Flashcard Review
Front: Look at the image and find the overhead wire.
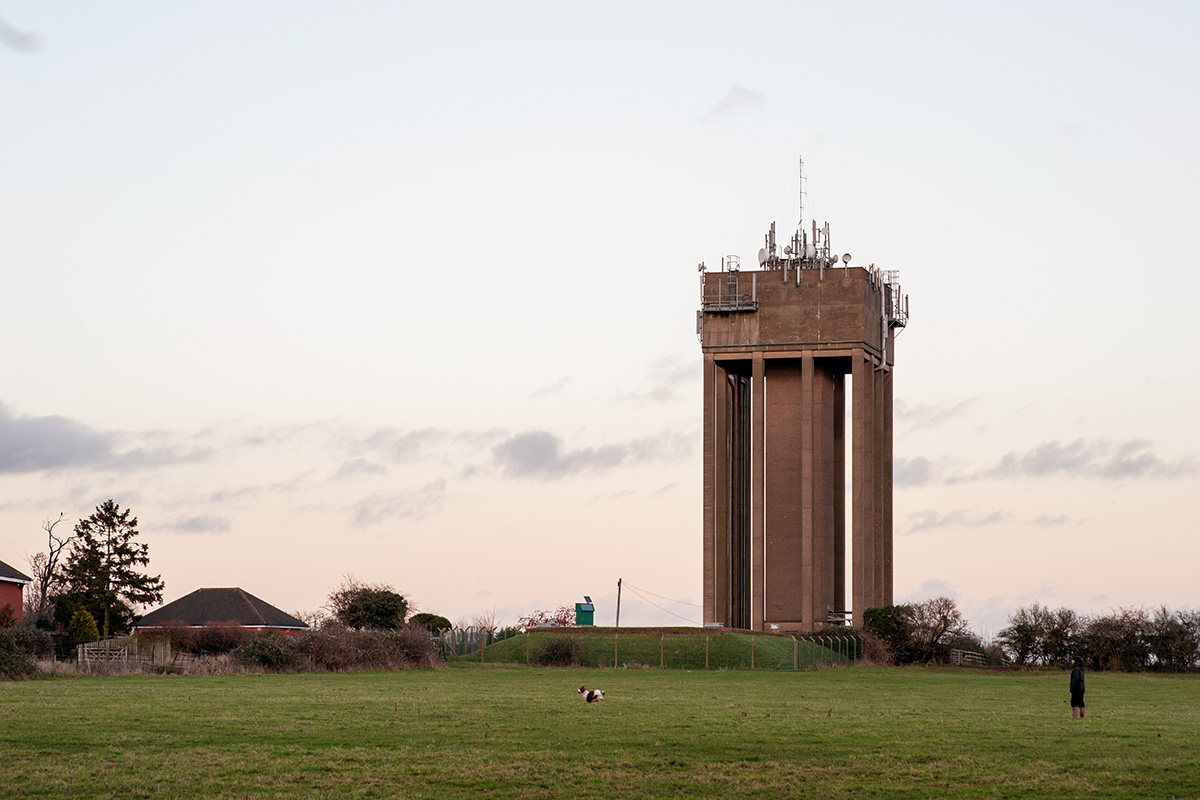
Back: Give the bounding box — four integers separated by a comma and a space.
623, 585, 698, 625
621, 581, 701, 607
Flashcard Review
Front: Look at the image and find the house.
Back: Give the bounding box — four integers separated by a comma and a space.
134, 587, 309, 633
0, 559, 33, 625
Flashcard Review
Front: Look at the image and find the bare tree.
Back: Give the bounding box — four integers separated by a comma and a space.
24, 513, 74, 622
470, 608, 502, 635
516, 605, 576, 632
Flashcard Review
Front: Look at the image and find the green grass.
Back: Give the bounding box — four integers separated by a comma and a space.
463, 628, 858, 669
2, 665, 1199, 799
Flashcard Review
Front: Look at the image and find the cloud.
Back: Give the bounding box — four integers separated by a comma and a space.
0, 403, 215, 475
333, 458, 388, 480
531, 377, 571, 399
162, 515, 232, 534
894, 456, 934, 487
0, 404, 115, 473
1030, 514, 1073, 527
700, 86, 765, 122
492, 431, 624, 479
352, 479, 447, 525
895, 397, 976, 432
956, 438, 1197, 482
0, 14, 38, 53
1014, 585, 1064, 605
902, 508, 1011, 535
491, 430, 694, 480
901, 578, 958, 602
616, 358, 697, 405
358, 428, 448, 464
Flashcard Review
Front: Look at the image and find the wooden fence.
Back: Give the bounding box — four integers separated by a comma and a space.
950, 648, 986, 666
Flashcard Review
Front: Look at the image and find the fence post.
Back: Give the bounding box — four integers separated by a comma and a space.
525, 631, 530, 666
705, 635, 709, 670
751, 635, 755, 670
613, 634, 618, 669
660, 635, 664, 669
792, 636, 798, 670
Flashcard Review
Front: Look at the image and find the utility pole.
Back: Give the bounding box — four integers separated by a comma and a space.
615, 578, 622, 629
614, 578, 622, 669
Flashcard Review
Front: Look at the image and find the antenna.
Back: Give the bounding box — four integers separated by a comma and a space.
797, 156, 805, 230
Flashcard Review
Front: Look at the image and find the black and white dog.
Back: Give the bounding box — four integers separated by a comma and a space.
577, 685, 605, 703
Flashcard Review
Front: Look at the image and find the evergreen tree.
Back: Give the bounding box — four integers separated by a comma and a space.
58, 500, 164, 640
68, 609, 100, 647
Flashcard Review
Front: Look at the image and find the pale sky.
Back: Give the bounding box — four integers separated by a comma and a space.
3, 2, 1198, 636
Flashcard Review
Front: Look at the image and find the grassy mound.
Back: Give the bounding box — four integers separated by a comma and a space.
459, 628, 858, 670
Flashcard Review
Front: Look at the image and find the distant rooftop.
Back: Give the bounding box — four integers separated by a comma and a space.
0, 559, 32, 584
136, 587, 308, 629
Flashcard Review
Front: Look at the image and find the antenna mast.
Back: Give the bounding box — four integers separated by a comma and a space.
797, 156, 805, 230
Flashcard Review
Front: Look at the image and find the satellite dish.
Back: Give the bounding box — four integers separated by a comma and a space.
842, 253, 852, 264
757, 247, 768, 266
784, 245, 793, 256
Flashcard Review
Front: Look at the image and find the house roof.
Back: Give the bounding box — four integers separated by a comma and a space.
136, 587, 309, 629
0, 559, 32, 585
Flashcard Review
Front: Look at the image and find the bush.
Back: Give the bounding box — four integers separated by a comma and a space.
410, 613, 452, 632
294, 624, 442, 672
533, 635, 580, 667
1079, 608, 1151, 672
393, 624, 442, 668
327, 578, 408, 630
194, 622, 253, 655
0, 632, 38, 680
857, 631, 893, 665
4, 625, 55, 659
68, 609, 100, 648
862, 605, 913, 664
233, 635, 299, 671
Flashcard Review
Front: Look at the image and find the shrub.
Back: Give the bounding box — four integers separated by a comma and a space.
410, 613, 452, 632
194, 621, 252, 655
1079, 608, 1151, 672
862, 605, 913, 664
327, 577, 408, 630
0, 632, 38, 680
533, 635, 580, 667
294, 624, 442, 672
233, 635, 299, 671
68, 609, 100, 648
858, 631, 893, 665
1148, 607, 1200, 672
393, 624, 441, 668
4, 625, 55, 659
517, 606, 576, 632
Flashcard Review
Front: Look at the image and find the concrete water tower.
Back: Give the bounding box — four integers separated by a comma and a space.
697, 218, 908, 633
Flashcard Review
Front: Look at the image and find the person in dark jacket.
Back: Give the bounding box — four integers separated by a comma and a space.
1069, 657, 1086, 718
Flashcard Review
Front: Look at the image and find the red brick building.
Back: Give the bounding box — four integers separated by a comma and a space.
0, 559, 33, 625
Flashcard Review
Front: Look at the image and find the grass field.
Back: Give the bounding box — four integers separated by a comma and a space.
2, 664, 1199, 799
460, 628, 859, 669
